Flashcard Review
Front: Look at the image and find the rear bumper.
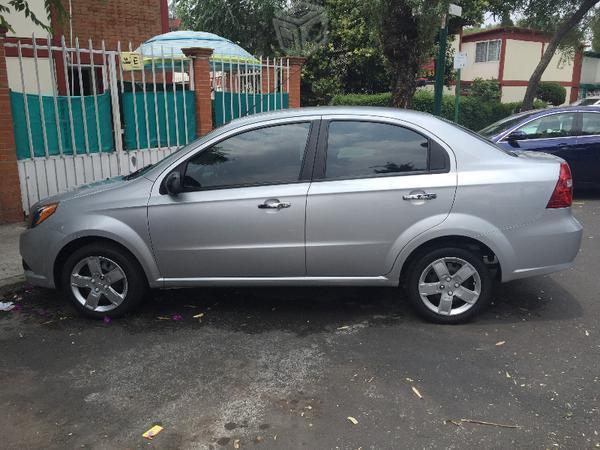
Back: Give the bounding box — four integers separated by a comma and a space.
502, 209, 582, 282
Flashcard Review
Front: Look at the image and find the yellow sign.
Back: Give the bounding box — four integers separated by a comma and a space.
120, 52, 144, 71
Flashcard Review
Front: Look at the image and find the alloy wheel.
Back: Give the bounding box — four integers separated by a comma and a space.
70, 256, 128, 313
418, 257, 481, 316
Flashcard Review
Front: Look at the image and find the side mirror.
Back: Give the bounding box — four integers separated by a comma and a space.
506, 130, 526, 147
164, 171, 182, 196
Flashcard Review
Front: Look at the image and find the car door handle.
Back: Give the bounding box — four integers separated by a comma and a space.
403, 192, 437, 201
258, 199, 291, 209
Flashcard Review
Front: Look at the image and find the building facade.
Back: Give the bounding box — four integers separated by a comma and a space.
455, 27, 582, 104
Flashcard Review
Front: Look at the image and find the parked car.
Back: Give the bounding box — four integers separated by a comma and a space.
20, 107, 582, 324
480, 105, 600, 187
571, 96, 600, 106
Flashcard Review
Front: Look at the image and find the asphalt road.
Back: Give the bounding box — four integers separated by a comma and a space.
1, 196, 599, 450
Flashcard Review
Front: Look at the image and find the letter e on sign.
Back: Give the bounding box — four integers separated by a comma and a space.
120, 52, 144, 71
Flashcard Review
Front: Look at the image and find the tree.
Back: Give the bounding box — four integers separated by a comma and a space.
371, 0, 488, 108
175, 0, 285, 56
0, 0, 65, 33
590, 14, 600, 52
301, 0, 390, 105
518, 0, 599, 111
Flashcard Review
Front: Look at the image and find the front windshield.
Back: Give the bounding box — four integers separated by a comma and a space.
478, 111, 537, 138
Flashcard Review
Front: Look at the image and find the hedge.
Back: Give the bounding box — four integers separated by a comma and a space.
330, 91, 546, 131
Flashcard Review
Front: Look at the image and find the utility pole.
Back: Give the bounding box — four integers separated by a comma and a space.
433, 4, 462, 116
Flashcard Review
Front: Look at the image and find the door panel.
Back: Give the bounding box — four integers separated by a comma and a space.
148, 183, 309, 278
306, 119, 456, 277
147, 120, 316, 279
573, 112, 600, 184
306, 174, 456, 276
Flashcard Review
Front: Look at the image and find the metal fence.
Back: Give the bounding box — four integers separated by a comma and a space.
5, 35, 195, 212
211, 56, 290, 127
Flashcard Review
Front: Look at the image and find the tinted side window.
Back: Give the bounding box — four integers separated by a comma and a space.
325, 121, 429, 179
184, 122, 311, 189
516, 113, 576, 139
581, 112, 600, 135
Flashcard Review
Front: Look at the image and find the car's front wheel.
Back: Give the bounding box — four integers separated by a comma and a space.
61, 243, 147, 318
406, 247, 493, 324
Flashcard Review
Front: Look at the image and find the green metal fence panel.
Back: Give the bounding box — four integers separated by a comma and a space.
121, 90, 196, 150
213, 92, 289, 127
10, 91, 114, 160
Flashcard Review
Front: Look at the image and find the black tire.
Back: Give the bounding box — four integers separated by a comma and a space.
406, 246, 493, 324
61, 242, 147, 318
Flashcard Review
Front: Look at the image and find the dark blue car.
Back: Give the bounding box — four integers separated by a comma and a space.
479, 106, 600, 188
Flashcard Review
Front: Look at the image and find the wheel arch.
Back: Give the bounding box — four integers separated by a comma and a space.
53, 236, 151, 290
398, 235, 502, 287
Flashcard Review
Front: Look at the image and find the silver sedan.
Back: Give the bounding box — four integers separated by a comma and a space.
20, 107, 583, 323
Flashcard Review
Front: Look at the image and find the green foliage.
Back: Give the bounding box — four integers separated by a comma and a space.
330, 90, 546, 131
0, 0, 66, 32
176, 0, 285, 56
536, 81, 566, 105
301, 0, 390, 106
469, 78, 501, 101
590, 15, 600, 52
331, 92, 392, 107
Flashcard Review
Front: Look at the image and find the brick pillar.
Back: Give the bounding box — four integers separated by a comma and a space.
0, 29, 24, 223
182, 47, 214, 136
287, 56, 305, 108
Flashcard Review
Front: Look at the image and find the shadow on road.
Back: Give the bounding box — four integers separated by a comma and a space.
4, 274, 583, 334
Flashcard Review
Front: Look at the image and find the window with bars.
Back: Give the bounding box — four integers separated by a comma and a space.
475, 40, 501, 63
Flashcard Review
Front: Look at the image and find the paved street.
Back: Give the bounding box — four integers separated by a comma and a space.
1, 196, 599, 450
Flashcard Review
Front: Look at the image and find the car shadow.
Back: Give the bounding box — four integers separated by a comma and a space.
3, 274, 584, 334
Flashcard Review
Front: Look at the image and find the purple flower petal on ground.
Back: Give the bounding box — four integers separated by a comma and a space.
172, 314, 183, 321
103, 316, 111, 324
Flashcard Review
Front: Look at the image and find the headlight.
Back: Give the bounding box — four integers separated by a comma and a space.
29, 202, 59, 228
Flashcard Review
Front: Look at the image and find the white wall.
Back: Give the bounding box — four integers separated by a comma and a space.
581, 56, 600, 84
503, 40, 542, 81
459, 40, 499, 81
6, 57, 54, 95
4, 0, 49, 38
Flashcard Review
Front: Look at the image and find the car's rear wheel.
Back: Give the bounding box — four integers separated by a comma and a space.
406, 247, 492, 324
61, 243, 147, 318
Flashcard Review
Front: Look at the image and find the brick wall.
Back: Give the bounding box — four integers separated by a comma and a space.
52, 0, 168, 50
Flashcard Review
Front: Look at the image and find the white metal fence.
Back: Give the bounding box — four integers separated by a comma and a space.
5, 34, 195, 212
210, 56, 290, 126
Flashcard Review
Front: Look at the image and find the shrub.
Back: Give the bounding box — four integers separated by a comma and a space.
536, 82, 566, 106
329, 90, 546, 131
469, 78, 501, 101
330, 92, 391, 107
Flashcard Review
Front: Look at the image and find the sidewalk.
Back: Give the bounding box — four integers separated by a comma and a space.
0, 222, 26, 287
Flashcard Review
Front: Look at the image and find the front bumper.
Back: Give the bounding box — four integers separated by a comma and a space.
19, 225, 65, 289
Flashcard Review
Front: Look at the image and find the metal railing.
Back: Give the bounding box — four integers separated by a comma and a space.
5, 34, 195, 212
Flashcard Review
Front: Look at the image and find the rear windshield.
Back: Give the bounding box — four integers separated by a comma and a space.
437, 117, 518, 157
478, 111, 537, 138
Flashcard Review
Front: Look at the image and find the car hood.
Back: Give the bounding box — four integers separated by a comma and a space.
31, 176, 127, 210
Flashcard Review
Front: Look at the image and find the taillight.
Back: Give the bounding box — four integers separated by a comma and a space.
546, 162, 573, 208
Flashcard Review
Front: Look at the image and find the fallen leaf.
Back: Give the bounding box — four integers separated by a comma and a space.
193, 313, 204, 319
142, 425, 163, 440
412, 386, 423, 399
505, 371, 511, 378
157, 316, 170, 320
347, 416, 358, 425
455, 418, 520, 429
337, 325, 350, 330
495, 341, 505, 346
233, 438, 240, 448
585, 330, 590, 336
